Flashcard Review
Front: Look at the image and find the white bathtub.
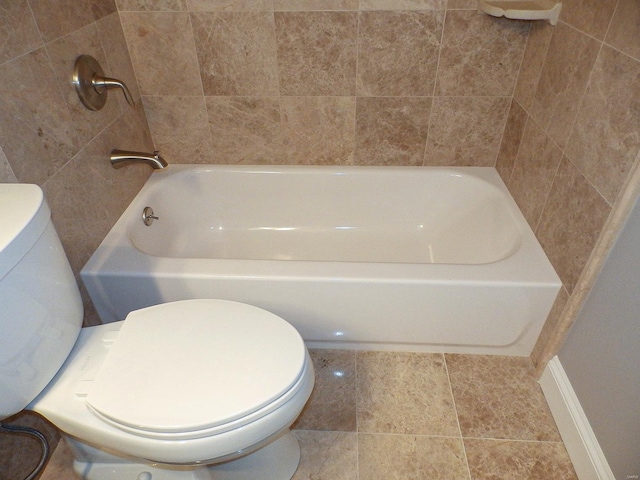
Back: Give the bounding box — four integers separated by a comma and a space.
81, 165, 561, 356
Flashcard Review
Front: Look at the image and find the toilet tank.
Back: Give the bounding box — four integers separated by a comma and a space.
0, 184, 83, 419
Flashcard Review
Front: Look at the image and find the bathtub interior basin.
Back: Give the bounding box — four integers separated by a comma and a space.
130, 167, 520, 265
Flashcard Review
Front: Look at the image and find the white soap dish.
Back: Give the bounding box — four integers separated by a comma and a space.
478, 0, 562, 25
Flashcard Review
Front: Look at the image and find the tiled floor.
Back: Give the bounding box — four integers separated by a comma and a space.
41, 351, 577, 479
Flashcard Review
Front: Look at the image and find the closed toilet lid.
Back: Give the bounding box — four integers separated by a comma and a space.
85, 299, 307, 438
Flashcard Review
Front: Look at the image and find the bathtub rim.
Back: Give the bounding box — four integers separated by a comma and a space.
82, 164, 560, 287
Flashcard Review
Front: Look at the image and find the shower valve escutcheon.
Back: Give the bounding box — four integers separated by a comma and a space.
73, 55, 135, 111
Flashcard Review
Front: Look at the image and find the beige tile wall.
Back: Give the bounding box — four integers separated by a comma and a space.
496, 0, 640, 368
0, 1, 154, 476
117, 1, 527, 167
0, 0, 154, 322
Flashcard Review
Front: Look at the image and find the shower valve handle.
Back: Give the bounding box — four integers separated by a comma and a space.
92, 76, 135, 108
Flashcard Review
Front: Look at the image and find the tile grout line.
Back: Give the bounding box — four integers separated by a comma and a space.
459, 435, 569, 444
422, 8, 448, 167
442, 353, 473, 480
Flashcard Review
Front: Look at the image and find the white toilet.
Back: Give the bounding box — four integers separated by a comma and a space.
0, 184, 314, 480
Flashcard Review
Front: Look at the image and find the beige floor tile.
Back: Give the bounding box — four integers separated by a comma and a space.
446, 355, 561, 441
465, 438, 578, 479
0, 429, 47, 479
293, 349, 357, 431
39, 438, 78, 480
357, 351, 459, 436
0, 412, 62, 480
38, 351, 578, 479
292, 430, 357, 480
358, 433, 470, 480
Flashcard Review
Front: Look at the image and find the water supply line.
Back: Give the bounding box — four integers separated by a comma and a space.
0, 422, 50, 480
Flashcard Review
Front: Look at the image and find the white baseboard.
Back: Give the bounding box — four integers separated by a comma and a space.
539, 356, 615, 480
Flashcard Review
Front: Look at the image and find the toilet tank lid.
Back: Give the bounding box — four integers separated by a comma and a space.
0, 184, 50, 281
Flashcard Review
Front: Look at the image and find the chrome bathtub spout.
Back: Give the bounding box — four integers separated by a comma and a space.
110, 149, 168, 170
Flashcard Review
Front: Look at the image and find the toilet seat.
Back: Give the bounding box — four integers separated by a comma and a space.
85, 299, 308, 441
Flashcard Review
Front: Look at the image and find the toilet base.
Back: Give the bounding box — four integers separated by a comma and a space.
69, 430, 301, 480
208, 429, 300, 479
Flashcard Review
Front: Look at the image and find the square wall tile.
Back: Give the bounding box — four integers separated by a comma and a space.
97, 12, 142, 105
507, 117, 563, 231
206, 96, 283, 164
46, 22, 122, 149
0, 48, 78, 185
425, 96, 510, 166
513, 21, 554, 110
29, 0, 95, 42
280, 96, 355, 165
275, 12, 357, 96
96, 13, 140, 114
529, 22, 599, 149
435, 11, 529, 96
560, 0, 617, 40
192, 11, 279, 96
536, 157, 611, 293
143, 96, 214, 164
495, 99, 528, 182
120, 12, 202, 95
565, 45, 640, 205
355, 97, 432, 166
356, 10, 443, 97
43, 104, 153, 274
606, 0, 640, 61
89, 0, 118, 20
0, 0, 42, 64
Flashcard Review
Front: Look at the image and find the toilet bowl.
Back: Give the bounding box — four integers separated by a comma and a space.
0, 184, 314, 480
31, 299, 315, 479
